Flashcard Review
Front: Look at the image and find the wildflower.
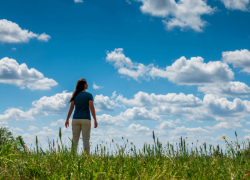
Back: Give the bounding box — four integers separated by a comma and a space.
222, 136, 226, 140
238, 144, 240, 149
122, 137, 124, 139
112, 139, 114, 142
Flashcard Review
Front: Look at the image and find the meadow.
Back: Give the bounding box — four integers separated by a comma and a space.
0, 127, 250, 180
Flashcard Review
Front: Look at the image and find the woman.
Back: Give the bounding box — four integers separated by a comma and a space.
65, 78, 98, 155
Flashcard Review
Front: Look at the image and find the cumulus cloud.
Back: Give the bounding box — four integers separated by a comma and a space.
94, 94, 117, 112
10, 127, 23, 132
96, 114, 125, 126
149, 56, 234, 85
0, 91, 72, 122
139, 0, 216, 32
170, 126, 211, 135
116, 91, 202, 107
205, 121, 242, 130
222, 49, 250, 73
111, 91, 117, 99
50, 119, 65, 127
0, 57, 58, 90
155, 121, 177, 135
0, 121, 8, 126
29, 91, 72, 116
128, 124, 151, 133
107, 49, 234, 84
93, 82, 103, 89
28, 125, 38, 131
106, 48, 153, 81
0, 19, 51, 43
198, 81, 250, 98
220, 0, 249, 11
156, 121, 177, 130
203, 94, 250, 118
120, 107, 161, 121
0, 108, 34, 121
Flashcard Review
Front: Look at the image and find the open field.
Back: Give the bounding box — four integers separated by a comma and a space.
0, 127, 250, 180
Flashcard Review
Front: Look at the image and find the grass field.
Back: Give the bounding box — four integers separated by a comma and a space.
0, 127, 250, 180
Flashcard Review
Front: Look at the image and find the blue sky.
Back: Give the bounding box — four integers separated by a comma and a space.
1, 0, 250, 151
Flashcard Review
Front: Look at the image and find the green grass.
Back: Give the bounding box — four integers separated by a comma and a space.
0, 127, 250, 180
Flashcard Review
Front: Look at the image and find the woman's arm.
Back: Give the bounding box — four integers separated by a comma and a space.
65, 101, 74, 128
89, 100, 98, 128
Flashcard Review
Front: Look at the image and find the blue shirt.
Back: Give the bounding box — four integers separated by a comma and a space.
73, 91, 94, 120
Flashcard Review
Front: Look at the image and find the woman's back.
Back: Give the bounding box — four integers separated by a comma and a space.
73, 91, 93, 120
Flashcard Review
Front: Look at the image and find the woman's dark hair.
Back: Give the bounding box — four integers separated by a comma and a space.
69, 78, 86, 103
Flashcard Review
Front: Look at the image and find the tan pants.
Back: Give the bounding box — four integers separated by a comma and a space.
72, 119, 91, 155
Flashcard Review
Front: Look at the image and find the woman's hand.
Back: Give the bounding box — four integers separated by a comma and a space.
94, 121, 98, 128
65, 119, 69, 128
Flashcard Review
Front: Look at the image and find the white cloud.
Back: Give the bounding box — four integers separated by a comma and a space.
203, 94, 250, 118
155, 121, 177, 135
111, 91, 117, 99
205, 122, 242, 130
50, 119, 65, 127
12, 47, 16, 51
94, 94, 117, 112
106, 48, 133, 69
156, 121, 177, 130
0, 108, 34, 121
93, 82, 103, 89
222, 49, 250, 73
220, 0, 249, 11
0, 121, 8, 126
0, 91, 72, 122
29, 91, 72, 116
120, 107, 161, 121
116, 91, 202, 107
28, 125, 38, 131
10, 127, 23, 132
0, 57, 58, 90
37, 127, 56, 136
96, 114, 125, 126
243, 129, 250, 133
37, 33, 51, 42
149, 56, 234, 85
0, 19, 51, 43
198, 81, 250, 98
74, 0, 83, 3
139, 0, 216, 32
106, 48, 153, 81
107, 49, 234, 84
128, 124, 151, 132
170, 126, 211, 135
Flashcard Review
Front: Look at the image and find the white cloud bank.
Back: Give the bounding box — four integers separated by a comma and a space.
198, 81, 250, 98
220, 0, 249, 11
0, 57, 58, 90
222, 49, 250, 73
107, 48, 235, 85
138, 0, 216, 32
0, 19, 51, 43
107, 48, 250, 98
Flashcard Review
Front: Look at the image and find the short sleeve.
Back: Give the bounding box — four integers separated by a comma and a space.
89, 93, 94, 101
